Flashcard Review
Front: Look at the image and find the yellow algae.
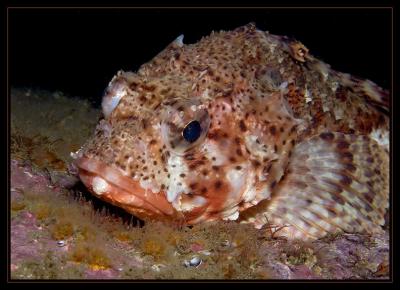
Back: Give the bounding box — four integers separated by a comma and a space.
11, 200, 26, 211
50, 221, 74, 240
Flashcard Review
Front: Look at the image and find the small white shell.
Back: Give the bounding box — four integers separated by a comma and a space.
183, 256, 203, 268
190, 256, 202, 267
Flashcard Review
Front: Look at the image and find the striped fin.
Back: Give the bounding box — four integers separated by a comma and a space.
240, 131, 389, 240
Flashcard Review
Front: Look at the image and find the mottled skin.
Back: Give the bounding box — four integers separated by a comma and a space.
75, 23, 389, 240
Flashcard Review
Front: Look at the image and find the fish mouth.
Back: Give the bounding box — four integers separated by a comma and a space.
74, 156, 177, 221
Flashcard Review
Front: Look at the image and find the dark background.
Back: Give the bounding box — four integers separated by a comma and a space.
9, 8, 392, 106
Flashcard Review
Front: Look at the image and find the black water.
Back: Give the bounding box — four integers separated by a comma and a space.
9, 8, 391, 106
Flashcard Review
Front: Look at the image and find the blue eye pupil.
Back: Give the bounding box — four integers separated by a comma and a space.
183, 120, 202, 143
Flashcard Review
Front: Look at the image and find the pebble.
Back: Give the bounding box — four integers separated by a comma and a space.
57, 240, 66, 247
151, 264, 165, 272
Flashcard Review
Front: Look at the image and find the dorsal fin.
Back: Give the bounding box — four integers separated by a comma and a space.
338, 74, 390, 114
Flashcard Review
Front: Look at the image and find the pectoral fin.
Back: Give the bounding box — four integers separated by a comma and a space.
240, 132, 389, 240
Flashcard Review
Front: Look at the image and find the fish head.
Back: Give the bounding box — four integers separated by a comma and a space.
74, 70, 300, 224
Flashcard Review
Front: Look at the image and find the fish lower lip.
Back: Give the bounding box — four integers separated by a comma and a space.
74, 156, 175, 218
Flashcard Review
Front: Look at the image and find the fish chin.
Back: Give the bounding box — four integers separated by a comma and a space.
75, 156, 177, 221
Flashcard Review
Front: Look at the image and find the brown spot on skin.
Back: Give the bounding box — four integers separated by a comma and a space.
252, 160, 261, 168
202, 169, 209, 176
239, 120, 247, 132
270, 181, 277, 189
320, 132, 335, 141
269, 125, 277, 135
344, 163, 357, 172
189, 183, 198, 190
362, 198, 374, 212
337, 141, 350, 150
208, 132, 220, 140
364, 190, 375, 204
340, 175, 353, 186
142, 119, 148, 130
142, 84, 156, 92
341, 152, 354, 162
214, 180, 223, 190
364, 170, 374, 178
331, 193, 345, 205
180, 173, 186, 178
212, 166, 220, 172
201, 187, 208, 194
235, 166, 242, 170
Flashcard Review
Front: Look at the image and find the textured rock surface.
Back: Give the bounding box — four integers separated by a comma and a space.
10, 157, 389, 279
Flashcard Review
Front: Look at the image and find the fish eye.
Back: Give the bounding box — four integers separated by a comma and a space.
182, 120, 202, 143
161, 100, 210, 155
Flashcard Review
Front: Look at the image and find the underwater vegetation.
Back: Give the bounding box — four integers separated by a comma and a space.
10, 88, 389, 279
11, 88, 101, 173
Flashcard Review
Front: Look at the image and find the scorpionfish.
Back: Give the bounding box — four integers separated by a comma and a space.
74, 23, 389, 240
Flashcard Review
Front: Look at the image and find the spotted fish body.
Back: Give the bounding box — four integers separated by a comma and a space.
74, 23, 389, 240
